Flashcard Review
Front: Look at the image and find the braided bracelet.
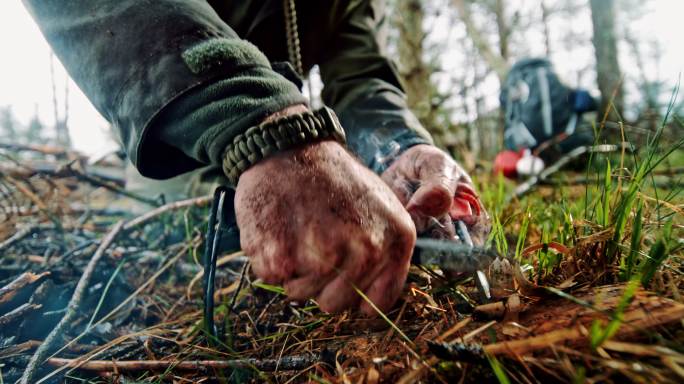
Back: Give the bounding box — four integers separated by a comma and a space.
222, 106, 346, 185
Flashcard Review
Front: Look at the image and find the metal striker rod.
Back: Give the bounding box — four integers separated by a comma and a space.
455, 220, 474, 248
456, 220, 492, 302
203, 187, 228, 339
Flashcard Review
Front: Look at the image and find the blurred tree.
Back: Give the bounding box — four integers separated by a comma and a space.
395, 0, 448, 144
450, 0, 508, 82
540, 0, 552, 55
50, 52, 72, 148
26, 105, 46, 144
0, 106, 18, 142
589, 0, 624, 119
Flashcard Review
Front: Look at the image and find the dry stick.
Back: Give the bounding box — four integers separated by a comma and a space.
0, 271, 49, 302
32, 197, 210, 382
397, 318, 473, 384
186, 251, 245, 299
47, 354, 321, 372
0, 303, 42, 327
20, 220, 125, 384
5, 175, 48, 211
123, 195, 213, 231
0, 225, 37, 252
66, 167, 159, 207
436, 317, 472, 342
37, 240, 198, 384
0, 141, 77, 157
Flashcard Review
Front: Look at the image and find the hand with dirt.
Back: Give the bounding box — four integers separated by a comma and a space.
381, 145, 490, 245
235, 140, 416, 316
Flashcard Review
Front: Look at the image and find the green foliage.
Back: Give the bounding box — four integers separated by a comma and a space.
596, 158, 611, 228
514, 206, 531, 260
252, 282, 286, 295
474, 85, 683, 290
621, 199, 643, 280
607, 88, 684, 272
640, 219, 674, 286
486, 354, 511, 384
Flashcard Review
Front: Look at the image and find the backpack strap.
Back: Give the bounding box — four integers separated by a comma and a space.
503, 70, 538, 149
565, 112, 578, 136
536, 66, 553, 138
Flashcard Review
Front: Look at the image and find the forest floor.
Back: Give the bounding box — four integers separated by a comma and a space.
0, 122, 683, 383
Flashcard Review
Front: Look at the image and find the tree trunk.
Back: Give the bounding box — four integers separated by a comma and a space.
493, 0, 509, 61
589, 0, 623, 120
396, 0, 442, 140
451, 0, 508, 82
50, 53, 72, 148
540, 0, 552, 55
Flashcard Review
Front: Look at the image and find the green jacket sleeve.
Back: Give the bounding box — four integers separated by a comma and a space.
22, 0, 305, 179
319, 0, 433, 174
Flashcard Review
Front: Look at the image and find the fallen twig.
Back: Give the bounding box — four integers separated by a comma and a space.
123, 195, 213, 231
0, 271, 49, 304
47, 353, 322, 372
186, 251, 245, 299
20, 220, 125, 384
0, 303, 42, 327
67, 166, 160, 207
0, 225, 38, 252
430, 289, 684, 362
0, 340, 94, 359
37, 238, 202, 384
0, 142, 79, 157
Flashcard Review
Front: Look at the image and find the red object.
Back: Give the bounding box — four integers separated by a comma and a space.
493, 150, 523, 179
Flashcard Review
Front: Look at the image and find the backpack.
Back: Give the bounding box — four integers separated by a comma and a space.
500, 58, 595, 153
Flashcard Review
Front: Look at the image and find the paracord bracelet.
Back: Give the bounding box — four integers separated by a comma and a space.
222, 106, 346, 185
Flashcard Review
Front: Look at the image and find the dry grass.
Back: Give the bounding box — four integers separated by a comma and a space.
0, 125, 683, 383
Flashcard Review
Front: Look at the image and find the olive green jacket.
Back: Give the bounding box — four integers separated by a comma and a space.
23, 0, 432, 180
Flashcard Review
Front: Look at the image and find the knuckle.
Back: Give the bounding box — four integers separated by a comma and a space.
250, 254, 271, 280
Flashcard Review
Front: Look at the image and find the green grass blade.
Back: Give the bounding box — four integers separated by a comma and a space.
621, 199, 643, 281
486, 354, 511, 384
514, 206, 531, 261
640, 219, 673, 286
602, 158, 612, 228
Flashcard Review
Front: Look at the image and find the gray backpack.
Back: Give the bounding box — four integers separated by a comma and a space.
500, 58, 593, 152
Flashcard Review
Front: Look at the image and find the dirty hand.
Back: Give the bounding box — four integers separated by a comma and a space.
381, 145, 490, 245
235, 140, 416, 316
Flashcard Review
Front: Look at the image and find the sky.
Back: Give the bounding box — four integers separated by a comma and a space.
0, 1, 682, 157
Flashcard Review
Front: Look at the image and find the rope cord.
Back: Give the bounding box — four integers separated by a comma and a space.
283, 0, 304, 77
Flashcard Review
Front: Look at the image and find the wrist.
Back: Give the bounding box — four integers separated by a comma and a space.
222, 106, 346, 186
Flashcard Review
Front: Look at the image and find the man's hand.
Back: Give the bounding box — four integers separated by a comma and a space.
235, 140, 416, 316
381, 145, 490, 245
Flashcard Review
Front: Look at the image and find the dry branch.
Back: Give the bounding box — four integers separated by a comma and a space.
123, 195, 213, 231
450, 0, 509, 80
0, 303, 42, 327
0, 142, 78, 157
48, 353, 321, 372
0, 271, 49, 304
20, 220, 125, 384
433, 286, 684, 362
0, 225, 38, 252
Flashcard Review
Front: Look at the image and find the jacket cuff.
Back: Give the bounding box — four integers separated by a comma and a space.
334, 81, 434, 174
139, 41, 306, 179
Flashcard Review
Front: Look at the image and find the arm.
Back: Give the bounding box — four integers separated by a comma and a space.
319, 0, 433, 175
24, 0, 416, 315
22, 0, 305, 179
